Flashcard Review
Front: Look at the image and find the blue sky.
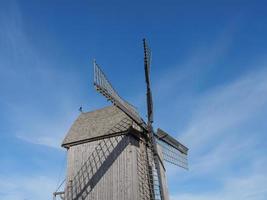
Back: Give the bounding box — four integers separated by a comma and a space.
0, 0, 267, 199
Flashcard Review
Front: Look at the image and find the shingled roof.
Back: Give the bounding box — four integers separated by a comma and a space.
62, 106, 134, 148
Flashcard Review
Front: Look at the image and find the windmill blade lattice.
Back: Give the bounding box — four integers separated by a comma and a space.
93, 61, 147, 130
157, 139, 188, 170
156, 128, 188, 170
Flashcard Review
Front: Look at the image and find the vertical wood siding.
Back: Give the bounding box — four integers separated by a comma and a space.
64, 133, 169, 200
65, 134, 140, 200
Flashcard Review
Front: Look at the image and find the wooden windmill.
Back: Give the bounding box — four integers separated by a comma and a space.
54, 39, 188, 200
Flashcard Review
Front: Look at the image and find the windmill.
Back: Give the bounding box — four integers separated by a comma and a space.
53, 39, 188, 200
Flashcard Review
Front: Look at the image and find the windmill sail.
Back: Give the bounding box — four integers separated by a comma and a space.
93, 58, 165, 199
143, 38, 153, 125
54, 40, 189, 200
91, 40, 188, 200
156, 128, 188, 169
93, 61, 147, 130
143, 39, 167, 200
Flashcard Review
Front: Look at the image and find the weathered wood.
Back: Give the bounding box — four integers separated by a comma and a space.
65, 134, 141, 200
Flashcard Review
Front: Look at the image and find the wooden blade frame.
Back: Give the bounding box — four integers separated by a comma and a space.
93, 61, 147, 130
156, 129, 188, 169
156, 128, 188, 155
157, 139, 188, 169
143, 39, 166, 200
143, 38, 153, 125
93, 60, 163, 199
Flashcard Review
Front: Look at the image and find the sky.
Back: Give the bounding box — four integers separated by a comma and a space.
0, 0, 267, 199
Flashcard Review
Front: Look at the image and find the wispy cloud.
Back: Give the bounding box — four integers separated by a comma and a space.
170, 158, 267, 200
1, 2, 267, 200
164, 63, 267, 199
0, 2, 92, 149
181, 66, 267, 150
0, 175, 57, 200
16, 131, 65, 149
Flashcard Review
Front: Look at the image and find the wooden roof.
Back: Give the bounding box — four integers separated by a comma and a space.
62, 106, 134, 148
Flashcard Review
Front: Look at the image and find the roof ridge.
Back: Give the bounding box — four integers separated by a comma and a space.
80, 105, 116, 115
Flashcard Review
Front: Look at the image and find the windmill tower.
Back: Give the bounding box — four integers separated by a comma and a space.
53, 39, 188, 200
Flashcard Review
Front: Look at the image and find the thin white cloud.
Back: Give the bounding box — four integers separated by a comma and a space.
181, 66, 267, 150
165, 66, 267, 199
12, 102, 80, 149
0, 175, 58, 200
16, 134, 63, 149
170, 159, 267, 200
0, 2, 98, 149
1, 3, 266, 200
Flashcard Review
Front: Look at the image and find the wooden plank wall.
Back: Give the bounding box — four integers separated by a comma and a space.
65, 134, 140, 200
